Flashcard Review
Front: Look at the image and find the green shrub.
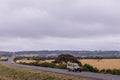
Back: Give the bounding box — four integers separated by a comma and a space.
100, 69, 120, 75
39, 62, 67, 69
82, 64, 99, 72
55, 64, 67, 69
100, 69, 106, 74
39, 62, 56, 68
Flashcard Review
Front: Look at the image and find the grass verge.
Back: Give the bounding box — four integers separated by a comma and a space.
0, 62, 84, 80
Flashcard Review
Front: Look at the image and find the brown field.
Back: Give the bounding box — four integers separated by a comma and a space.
16, 59, 36, 63
40, 60, 54, 63
80, 59, 120, 70
16, 59, 120, 70
16, 59, 54, 63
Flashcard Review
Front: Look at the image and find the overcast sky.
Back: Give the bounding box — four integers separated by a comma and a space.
0, 0, 120, 51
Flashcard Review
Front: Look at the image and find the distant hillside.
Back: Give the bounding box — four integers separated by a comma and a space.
0, 50, 120, 58
0, 51, 12, 56
15, 50, 120, 58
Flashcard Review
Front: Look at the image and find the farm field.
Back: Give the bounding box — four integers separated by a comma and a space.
0, 62, 85, 80
16, 59, 54, 63
16, 59, 120, 70
80, 59, 120, 70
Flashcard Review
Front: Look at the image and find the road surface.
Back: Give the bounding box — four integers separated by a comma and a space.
4, 62, 120, 80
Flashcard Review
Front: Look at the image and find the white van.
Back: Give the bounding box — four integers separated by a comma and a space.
11, 61, 14, 64
67, 62, 82, 72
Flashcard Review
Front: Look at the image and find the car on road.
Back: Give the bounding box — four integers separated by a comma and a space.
67, 62, 82, 72
11, 61, 14, 64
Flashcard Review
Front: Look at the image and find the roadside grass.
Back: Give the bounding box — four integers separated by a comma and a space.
0, 63, 84, 80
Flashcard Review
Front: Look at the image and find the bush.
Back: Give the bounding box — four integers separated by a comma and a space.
100, 69, 120, 75
39, 62, 67, 69
20, 62, 35, 65
20, 62, 67, 69
39, 62, 56, 68
55, 64, 67, 69
100, 69, 106, 74
82, 64, 99, 72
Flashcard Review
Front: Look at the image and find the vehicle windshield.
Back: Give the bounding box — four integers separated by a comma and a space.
73, 64, 79, 67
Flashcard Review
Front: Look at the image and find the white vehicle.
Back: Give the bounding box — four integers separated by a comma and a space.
11, 61, 14, 64
67, 62, 82, 72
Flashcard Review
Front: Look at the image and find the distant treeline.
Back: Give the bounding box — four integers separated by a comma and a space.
15, 50, 120, 58
77, 57, 120, 59
1, 50, 120, 59
14, 56, 120, 61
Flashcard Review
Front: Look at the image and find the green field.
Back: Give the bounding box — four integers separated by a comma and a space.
0, 62, 84, 80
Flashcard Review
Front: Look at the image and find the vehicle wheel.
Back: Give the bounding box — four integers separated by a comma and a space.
68, 68, 71, 71
79, 70, 82, 72
73, 70, 76, 72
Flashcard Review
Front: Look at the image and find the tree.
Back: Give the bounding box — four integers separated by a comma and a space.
82, 64, 99, 72
54, 54, 81, 66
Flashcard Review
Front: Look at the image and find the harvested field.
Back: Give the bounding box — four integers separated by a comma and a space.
80, 59, 120, 70
16, 59, 54, 63
16, 59, 36, 63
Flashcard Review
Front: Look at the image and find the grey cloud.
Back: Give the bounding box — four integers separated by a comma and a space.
0, 0, 120, 38
0, 0, 120, 51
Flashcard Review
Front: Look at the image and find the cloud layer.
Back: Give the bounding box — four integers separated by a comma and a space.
0, 0, 120, 51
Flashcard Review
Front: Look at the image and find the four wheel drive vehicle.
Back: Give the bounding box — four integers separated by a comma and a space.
67, 62, 82, 72
11, 61, 14, 64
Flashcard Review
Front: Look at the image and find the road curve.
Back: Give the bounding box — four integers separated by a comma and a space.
4, 62, 120, 80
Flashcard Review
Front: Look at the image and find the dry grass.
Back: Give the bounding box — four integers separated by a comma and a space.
16, 59, 36, 63
40, 60, 54, 63
80, 59, 120, 70
0, 62, 85, 80
16, 59, 54, 63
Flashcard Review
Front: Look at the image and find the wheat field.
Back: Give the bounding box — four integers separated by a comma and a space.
16, 59, 54, 63
80, 59, 120, 70
16, 59, 36, 63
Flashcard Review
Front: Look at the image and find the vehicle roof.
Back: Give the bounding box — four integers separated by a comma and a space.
68, 63, 78, 65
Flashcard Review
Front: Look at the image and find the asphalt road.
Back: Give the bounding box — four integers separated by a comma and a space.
4, 62, 120, 80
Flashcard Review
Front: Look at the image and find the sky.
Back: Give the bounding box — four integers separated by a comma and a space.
0, 0, 120, 51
